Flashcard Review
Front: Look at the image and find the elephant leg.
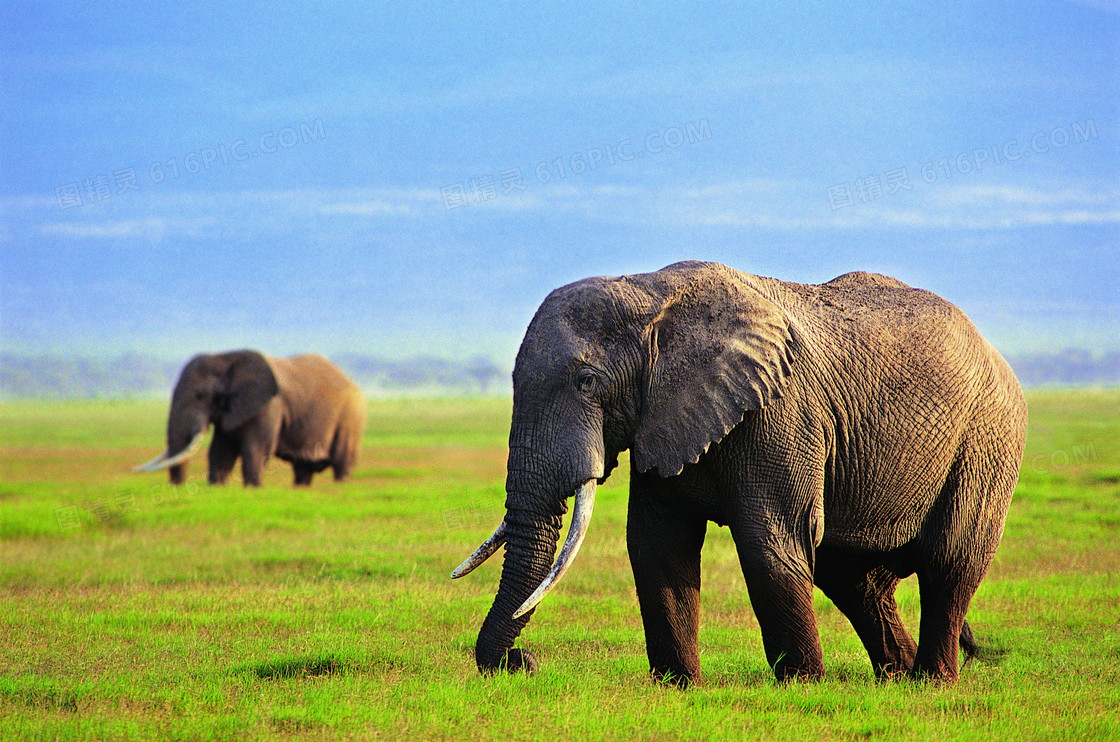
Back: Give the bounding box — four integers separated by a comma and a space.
330, 449, 355, 481
330, 432, 358, 482
912, 537, 992, 681
207, 431, 239, 485
733, 532, 824, 681
292, 462, 316, 486
912, 568, 978, 681
627, 476, 707, 687
331, 454, 355, 481
239, 441, 269, 487
912, 461, 1009, 681
814, 546, 917, 679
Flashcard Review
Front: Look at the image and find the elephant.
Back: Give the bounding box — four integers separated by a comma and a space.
134, 350, 367, 487
453, 261, 1026, 686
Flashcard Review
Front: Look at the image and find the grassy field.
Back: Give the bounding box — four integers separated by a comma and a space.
0, 391, 1117, 741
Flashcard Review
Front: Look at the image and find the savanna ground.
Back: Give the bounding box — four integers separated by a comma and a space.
0, 391, 1117, 741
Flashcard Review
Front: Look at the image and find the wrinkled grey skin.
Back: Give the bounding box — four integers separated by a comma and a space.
471, 261, 1026, 685
158, 350, 366, 486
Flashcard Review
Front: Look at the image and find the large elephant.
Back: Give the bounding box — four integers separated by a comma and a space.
454, 261, 1026, 685
134, 350, 367, 487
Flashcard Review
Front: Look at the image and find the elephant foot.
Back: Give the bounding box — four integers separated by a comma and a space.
477, 647, 538, 677
909, 668, 957, 684
873, 662, 913, 682
909, 653, 960, 683
650, 667, 699, 689
774, 663, 825, 683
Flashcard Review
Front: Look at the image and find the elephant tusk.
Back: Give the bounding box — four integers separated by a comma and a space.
512, 479, 597, 619
132, 451, 169, 472
450, 520, 508, 579
132, 431, 205, 472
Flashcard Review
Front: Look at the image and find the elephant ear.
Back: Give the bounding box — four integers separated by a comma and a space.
223, 351, 280, 431
633, 272, 795, 477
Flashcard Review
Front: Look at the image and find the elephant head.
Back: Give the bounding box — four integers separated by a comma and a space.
454, 261, 795, 675
134, 350, 279, 484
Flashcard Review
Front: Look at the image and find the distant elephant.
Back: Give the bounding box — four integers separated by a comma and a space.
135, 350, 367, 486
454, 261, 1026, 685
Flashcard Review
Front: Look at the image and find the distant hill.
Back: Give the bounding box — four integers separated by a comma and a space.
0, 350, 1116, 399
1003, 349, 1120, 389
0, 352, 508, 399
0, 353, 182, 400
332, 354, 506, 396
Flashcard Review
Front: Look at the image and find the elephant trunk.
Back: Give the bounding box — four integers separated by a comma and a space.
162, 410, 210, 484
512, 480, 596, 618
473, 505, 561, 674
464, 478, 598, 674
461, 398, 606, 675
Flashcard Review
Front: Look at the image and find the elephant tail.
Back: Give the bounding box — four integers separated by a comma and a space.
958, 619, 1010, 670
958, 620, 978, 668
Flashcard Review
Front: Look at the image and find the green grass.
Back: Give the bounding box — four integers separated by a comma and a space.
1, 392, 1118, 740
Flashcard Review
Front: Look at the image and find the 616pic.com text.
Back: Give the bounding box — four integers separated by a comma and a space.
54, 119, 326, 211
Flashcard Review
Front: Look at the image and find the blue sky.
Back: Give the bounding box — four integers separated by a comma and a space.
2, 1, 1117, 364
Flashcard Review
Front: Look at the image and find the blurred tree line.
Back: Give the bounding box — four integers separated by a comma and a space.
1, 350, 1116, 399
0, 353, 508, 399
1003, 349, 1120, 389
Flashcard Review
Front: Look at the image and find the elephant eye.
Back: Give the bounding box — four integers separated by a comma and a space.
576, 369, 598, 394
